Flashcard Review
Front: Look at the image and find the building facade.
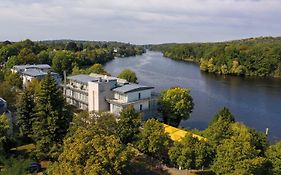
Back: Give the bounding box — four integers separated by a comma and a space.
65, 73, 158, 116
12, 64, 60, 87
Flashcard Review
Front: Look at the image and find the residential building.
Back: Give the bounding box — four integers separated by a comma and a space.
11, 64, 51, 73
12, 64, 60, 87
65, 73, 158, 116
22, 69, 61, 86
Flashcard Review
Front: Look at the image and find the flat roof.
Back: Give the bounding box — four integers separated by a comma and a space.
67, 74, 99, 84
22, 69, 58, 77
13, 64, 51, 70
89, 73, 128, 84
163, 124, 207, 141
112, 84, 154, 94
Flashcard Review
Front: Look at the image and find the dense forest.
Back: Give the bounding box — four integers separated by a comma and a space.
151, 37, 281, 77
0, 39, 145, 75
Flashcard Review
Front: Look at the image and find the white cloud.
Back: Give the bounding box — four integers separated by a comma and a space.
0, 0, 280, 43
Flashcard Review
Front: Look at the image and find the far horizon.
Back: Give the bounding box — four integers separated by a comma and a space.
2, 35, 281, 45
1, 0, 281, 44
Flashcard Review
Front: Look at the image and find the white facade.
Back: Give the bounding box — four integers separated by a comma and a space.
12, 64, 60, 87
65, 74, 158, 116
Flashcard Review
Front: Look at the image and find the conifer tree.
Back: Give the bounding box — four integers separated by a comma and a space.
32, 73, 72, 159
16, 89, 35, 138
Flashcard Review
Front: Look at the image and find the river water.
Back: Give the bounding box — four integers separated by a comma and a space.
105, 51, 281, 141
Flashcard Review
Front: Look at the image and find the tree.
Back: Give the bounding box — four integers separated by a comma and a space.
211, 123, 271, 175
47, 127, 133, 175
4, 71, 22, 89
169, 134, 214, 170
116, 106, 142, 144
203, 107, 235, 146
117, 69, 138, 83
158, 87, 194, 127
96, 112, 117, 136
65, 42, 78, 52
32, 73, 72, 159
52, 51, 75, 75
0, 82, 16, 109
137, 119, 171, 161
0, 114, 9, 153
87, 63, 110, 75
16, 88, 35, 138
266, 141, 281, 175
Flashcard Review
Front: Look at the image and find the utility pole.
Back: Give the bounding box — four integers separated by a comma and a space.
63, 70, 66, 96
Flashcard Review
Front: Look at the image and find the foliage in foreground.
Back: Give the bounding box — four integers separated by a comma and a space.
116, 105, 142, 144
169, 134, 215, 170
137, 118, 171, 161
47, 127, 133, 175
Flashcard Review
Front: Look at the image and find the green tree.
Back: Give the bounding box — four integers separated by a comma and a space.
117, 69, 138, 83
169, 134, 214, 170
203, 107, 235, 146
47, 127, 133, 175
16, 89, 35, 138
87, 63, 110, 75
65, 42, 78, 52
116, 106, 142, 144
158, 87, 194, 127
4, 71, 22, 89
0, 82, 16, 109
0, 114, 9, 153
266, 141, 281, 175
211, 123, 271, 175
52, 51, 75, 75
32, 73, 72, 159
96, 112, 117, 136
0, 158, 32, 175
137, 119, 171, 161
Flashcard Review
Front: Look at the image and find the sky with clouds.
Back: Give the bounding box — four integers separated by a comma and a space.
0, 0, 280, 44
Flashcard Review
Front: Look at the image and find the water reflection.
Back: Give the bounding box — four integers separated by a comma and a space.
105, 51, 281, 141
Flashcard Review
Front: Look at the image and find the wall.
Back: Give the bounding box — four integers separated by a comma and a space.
127, 89, 151, 102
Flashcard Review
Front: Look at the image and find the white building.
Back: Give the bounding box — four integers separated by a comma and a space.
65, 73, 158, 116
22, 69, 61, 86
11, 64, 51, 73
12, 64, 60, 87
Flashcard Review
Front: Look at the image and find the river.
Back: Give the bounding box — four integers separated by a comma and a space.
104, 51, 281, 141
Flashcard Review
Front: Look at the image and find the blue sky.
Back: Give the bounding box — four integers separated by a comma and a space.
0, 0, 280, 44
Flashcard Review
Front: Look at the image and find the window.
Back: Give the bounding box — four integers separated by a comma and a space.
140, 104, 143, 111
138, 93, 141, 100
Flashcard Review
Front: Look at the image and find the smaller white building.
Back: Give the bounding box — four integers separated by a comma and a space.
107, 84, 158, 115
22, 69, 61, 86
12, 64, 60, 87
11, 64, 51, 73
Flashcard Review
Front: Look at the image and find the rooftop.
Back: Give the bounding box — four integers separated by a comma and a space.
22, 69, 58, 77
89, 73, 128, 84
67, 74, 99, 84
13, 64, 51, 71
163, 124, 206, 141
112, 84, 154, 94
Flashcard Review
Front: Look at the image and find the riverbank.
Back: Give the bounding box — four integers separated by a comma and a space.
105, 51, 281, 141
